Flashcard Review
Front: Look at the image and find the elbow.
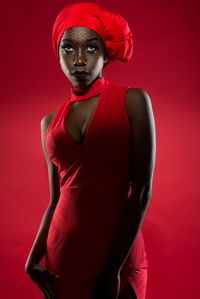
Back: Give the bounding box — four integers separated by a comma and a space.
130, 184, 152, 209
47, 201, 58, 211
48, 194, 60, 210
142, 186, 152, 201
139, 186, 152, 212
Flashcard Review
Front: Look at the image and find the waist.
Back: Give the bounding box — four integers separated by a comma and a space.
52, 187, 128, 233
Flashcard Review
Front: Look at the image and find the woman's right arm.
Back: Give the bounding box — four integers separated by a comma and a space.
25, 112, 62, 297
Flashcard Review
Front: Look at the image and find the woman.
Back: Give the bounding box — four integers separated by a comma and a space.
25, 2, 156, 299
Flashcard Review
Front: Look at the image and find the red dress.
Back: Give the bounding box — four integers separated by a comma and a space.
45, 76, 148, 299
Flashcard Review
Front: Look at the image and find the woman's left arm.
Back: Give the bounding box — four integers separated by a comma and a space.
103, 87, 156, 277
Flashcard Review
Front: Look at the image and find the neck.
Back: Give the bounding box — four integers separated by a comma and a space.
69, 76, 106, 102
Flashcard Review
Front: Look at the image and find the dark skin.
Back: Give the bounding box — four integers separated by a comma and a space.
25, 26, 156, 299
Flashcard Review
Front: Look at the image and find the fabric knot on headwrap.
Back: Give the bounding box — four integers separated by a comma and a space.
52, 1, 133, 67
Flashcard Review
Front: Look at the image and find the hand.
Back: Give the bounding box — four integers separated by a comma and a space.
25, 262, 63, 299
92, 271, 120, 299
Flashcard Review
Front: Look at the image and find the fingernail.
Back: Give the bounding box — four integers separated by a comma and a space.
56, 275, 63, 280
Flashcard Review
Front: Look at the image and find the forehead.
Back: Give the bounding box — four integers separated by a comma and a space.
61, 26, 104, 43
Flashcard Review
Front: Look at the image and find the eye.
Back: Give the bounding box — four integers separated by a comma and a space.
61, 43, 74, 52
86, 44, 99, 52
60, 43, 99, 53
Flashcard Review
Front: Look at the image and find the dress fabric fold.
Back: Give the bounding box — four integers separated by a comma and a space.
45, 76, 148, 299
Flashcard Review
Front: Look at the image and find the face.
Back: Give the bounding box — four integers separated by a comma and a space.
58, 26, 108, 88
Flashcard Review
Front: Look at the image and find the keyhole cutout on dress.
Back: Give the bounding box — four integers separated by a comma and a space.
64, 96, 99, 147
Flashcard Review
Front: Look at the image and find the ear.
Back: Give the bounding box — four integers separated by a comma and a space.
103, 47, 108, 64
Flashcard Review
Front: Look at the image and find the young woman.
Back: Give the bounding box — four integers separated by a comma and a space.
25, 2, 156, 299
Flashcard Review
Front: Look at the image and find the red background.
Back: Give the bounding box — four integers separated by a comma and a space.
1, 0, 199, 298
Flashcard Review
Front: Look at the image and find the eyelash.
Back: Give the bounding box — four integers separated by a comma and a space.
61, 44, 99, 53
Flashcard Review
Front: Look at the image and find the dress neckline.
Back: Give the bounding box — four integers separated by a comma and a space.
69, 76, 105, 103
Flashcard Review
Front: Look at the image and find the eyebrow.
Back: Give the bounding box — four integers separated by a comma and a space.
61, 38, 100, 43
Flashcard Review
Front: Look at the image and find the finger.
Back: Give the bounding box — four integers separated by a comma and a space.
43, 282, 56, 298
40, 288, 51, 299
55, 275, 64, 281
44, 269, 64, 282
41, 288, 55, 299
30, 270, 57, 297
39, 278, 56, 299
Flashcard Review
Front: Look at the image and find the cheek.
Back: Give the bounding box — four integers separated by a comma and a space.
60, 61, 71, 77
94, 57, 104, 71
88, 55, 104, 68
60, 55, 72, 70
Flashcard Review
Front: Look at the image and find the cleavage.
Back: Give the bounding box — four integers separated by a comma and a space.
65, 96, 99, 146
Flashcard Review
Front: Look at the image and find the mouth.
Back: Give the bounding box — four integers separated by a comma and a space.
71, 71, 90, 80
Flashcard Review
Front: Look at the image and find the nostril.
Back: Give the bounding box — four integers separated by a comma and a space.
74, 53, 87, 66
73, 60, 87, 66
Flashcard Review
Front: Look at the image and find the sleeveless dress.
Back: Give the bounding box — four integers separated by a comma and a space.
45, 76, 148, 299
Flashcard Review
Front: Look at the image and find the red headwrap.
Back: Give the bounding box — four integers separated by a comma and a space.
52, 2, 133, 67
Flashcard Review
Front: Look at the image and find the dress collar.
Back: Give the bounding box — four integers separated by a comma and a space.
69, 76, 105, 103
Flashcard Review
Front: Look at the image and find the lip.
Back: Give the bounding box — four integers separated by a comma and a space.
72, 71, 89, 75
72, 71, 90, 80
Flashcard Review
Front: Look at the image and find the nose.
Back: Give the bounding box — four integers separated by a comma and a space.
74, 48, 87, 66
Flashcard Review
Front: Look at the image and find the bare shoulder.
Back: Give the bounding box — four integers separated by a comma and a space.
40, 111, 61, 205
125, 87, 153, 123
40, 112, 55, 162
40, 111, 55, 132
125, 88, 156, 195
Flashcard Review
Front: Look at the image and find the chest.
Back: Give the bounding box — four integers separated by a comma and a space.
64, 96, 99, 146
46, 85, 132, 170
